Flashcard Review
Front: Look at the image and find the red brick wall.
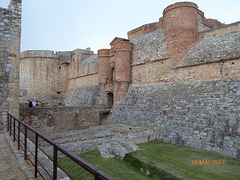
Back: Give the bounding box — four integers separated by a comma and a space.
98, 49, 111, 84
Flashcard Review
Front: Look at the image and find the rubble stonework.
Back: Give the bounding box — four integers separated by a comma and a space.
0, 0, 21, 130
20, 107, 100, 134
111, 80, 240, 158
18, 2, 240, 158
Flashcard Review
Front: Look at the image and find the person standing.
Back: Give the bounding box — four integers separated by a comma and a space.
32, 100, 36, 108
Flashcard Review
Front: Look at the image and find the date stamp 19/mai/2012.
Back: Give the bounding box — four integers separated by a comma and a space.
192, 160, 225, 165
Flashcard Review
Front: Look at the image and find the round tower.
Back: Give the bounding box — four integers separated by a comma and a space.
20, 50, 62, 103
97, 49, 111, 85
163, 2, 199, 67
113, 39, 132, 101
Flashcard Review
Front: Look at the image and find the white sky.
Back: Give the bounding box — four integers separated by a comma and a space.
1, 0, 240, 53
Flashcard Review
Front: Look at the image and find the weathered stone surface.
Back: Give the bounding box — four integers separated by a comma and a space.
0, 131, 38, 180
111, 80, 240, 158
19, 49, 98, 107
0, 0, 21, 130
64, 85, 99, 107
130, 28, 167, 65
48, 124, 156, 158
16, 1, 240, 160
182, 31, 240, 67
20, 107, 100, 134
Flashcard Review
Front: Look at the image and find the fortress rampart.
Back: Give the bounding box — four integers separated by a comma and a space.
19, 2, 240, 158
20, 49, 98, 107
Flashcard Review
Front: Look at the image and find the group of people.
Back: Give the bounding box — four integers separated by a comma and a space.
28, 100, 39, 108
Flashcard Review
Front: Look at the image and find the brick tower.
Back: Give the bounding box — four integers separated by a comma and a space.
98, 38, 132, 109
163, 2, 199, 67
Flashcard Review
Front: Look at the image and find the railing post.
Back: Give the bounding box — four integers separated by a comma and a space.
10, 116, 12, 136
95, 174, 100, 180
18, 121, 20, 150
35, 134, 38, 177
13, 118, 16, 142
24, 125, 27, 160
53, 144, 58, 180
7, 113, 9, 132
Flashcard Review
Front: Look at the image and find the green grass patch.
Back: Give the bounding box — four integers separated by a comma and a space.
129, 140, 240, 180
123, 153, 179, 180
58, 150, 152, 180
58, 140, 240, 180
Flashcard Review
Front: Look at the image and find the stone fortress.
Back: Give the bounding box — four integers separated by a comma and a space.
2, 1, 240, 158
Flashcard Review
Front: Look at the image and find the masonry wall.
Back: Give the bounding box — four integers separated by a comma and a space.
110, 20, 240, 158
20, 51, 64, 105
0, 0, 21, 130
130, 24, 240, 84
20, 107, 100, 134
67, 54, 98, 91
65, 54, 99, 107
64, 85, 99, 107
111, 80, 240, 158
20, 49, 99, 107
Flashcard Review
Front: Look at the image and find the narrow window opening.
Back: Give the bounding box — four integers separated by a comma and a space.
111, 67, 115, 82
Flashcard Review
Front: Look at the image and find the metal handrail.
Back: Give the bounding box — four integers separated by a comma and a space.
7, 113, 115, 180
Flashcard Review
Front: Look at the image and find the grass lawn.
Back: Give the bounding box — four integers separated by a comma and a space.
58, 150, 152, 180
58, 140, 240, 180
128, 140, 240, 180
78, 150, 152, 180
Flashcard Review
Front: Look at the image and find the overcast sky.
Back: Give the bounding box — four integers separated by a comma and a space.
1, 0, 240, 53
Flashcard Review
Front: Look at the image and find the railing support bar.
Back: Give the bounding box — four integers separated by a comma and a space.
13, 118, 16, 142
7, 113, 9, 132
35, 134, 38, 177
95, 174, 100, 180
24, 125, 27, 160
18, 121, 20, 150
10, 116, 12, 136
53, 145, 58, 180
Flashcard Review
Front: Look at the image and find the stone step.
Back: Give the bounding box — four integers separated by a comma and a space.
48, 124, 157, 158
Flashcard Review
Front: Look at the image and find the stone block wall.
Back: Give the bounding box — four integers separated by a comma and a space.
130, 28, 167, 66
67, 54, 98, 92
20, 50, 64, 103
111, 80, 240, 158
20, 107, 100, 134
130, 24, 240, 84
64, 85, 99, 107
199, 21, 240, 41
0, 0, 21, 130
20, 49, 99, 107
127, 22, 159, 40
